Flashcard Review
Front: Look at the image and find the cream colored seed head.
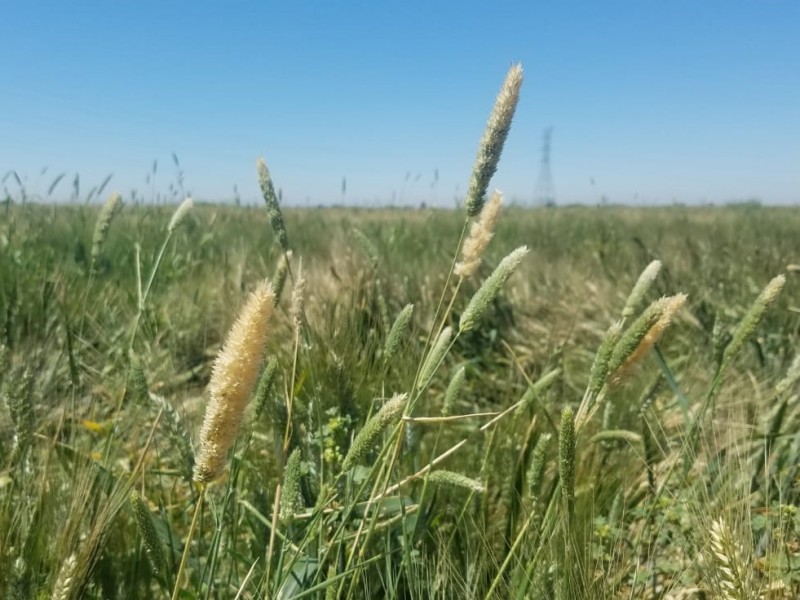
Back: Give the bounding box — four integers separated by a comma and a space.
194, 280, 275, 483
455, 190, 503, 278
464, 64, 523, 217
167, 197, 194, 233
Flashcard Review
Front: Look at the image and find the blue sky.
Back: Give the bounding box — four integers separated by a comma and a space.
1, 1, 798, 206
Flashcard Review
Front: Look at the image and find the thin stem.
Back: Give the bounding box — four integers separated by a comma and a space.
172, 484, 206, 600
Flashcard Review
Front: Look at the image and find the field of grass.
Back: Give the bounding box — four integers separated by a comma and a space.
2, 65, 800, 599
2, 198, 800, 599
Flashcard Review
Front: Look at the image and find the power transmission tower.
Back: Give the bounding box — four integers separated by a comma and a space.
534, 127, 556, 206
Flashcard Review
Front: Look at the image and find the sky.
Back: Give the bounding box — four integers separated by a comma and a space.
1, 1, 798, 206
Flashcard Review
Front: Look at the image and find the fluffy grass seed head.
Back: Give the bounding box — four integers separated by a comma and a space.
130, 491, 166, 575
721, 274, 785, 371
90, 192, 123, 272
465, 64, 523, 217
459, 246, 529, 333
279, 448, 304, 523
427, 470, 485, 494
167, 197, 193, 233
455, 190, 503, 278
442, 365, 466, 417
384, 303, 414, 365
341, 393, 407, 472
608, 294, 687, 383
417, 326, 453, 390
257, 157, 289, 251
621, 260, 662, 319
194, 280, 275, 483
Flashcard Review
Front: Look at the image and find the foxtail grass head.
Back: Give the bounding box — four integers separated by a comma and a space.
721, 274, 785, 371
464, 64, 523, 217
455, 190, 503, 278
167, 197, 193, 233
622, 260, 662, 320
257, 157, 289, 251
341, 393, 407, 472
459, 245, 529, 333
427, 470, 485, 494
194, 280, 275, 483
384, 304, 414, 365
608, 293, 687, 384
90, 192, 123, 273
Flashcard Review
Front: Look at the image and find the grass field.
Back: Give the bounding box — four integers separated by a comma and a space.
2, 65, 800, 599
2, 198, 800, 599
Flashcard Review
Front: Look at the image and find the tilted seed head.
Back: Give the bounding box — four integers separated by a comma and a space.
608, 294, 687, 382
167, 197, 193, 233
459, 246, 529, 332
455, 190, 504, 278
517, 368, 562, 414
384, 304, 414, 365
194, 280, 275, 483
622, 260, 662, 319
464, 64, 523, 217
587, 321, 623, 397
418, 327, 453, 390
352, 228, 380, 269
442, 365, 466, 417
427, 470, 485, 494
341, 393, 407, 472
257, 157, 289, 251
722, 275, 785, 371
